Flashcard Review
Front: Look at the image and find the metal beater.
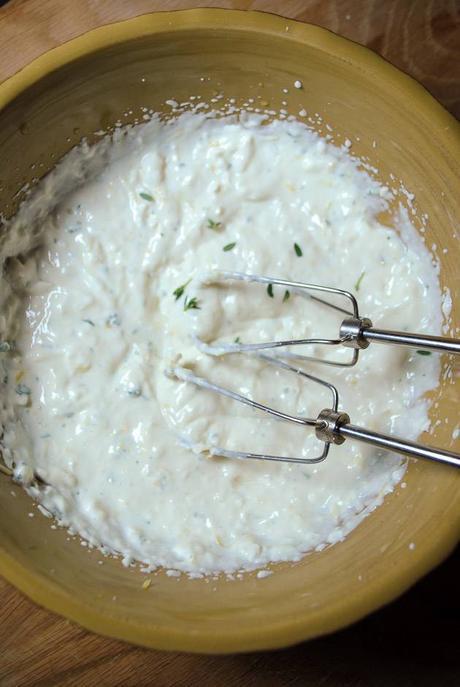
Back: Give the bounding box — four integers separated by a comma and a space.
168, 271, 460, 469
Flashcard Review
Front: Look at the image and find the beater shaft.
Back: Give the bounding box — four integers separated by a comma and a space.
316, 409, 460, 468
341, 318, 460, 354
338, 422, 460, 468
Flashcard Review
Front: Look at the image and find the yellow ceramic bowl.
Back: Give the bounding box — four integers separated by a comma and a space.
0, 9, 459, 653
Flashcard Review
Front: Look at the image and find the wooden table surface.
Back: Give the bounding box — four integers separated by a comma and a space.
0, 1, 459, 685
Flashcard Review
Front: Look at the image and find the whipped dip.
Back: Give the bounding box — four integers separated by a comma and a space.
0, 111, 441, 575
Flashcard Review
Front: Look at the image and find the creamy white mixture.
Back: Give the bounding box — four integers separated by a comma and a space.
0, 112, 441, 575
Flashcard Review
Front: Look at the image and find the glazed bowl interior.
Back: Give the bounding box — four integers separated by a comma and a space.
0, 10, 458, 653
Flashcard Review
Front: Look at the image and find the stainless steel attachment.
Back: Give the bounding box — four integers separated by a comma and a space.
167, 271, 460, 469
195, 271, 460, 366
168, 354, 460, 469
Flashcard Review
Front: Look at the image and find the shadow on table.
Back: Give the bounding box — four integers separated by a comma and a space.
226, 546, 459, 687
240, 549, 460, 687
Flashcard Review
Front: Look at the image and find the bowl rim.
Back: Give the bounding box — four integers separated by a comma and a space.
0, 7, 459, 654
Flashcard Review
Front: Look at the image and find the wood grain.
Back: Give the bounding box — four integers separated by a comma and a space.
0, 0, 459, 117
1, 550, 459, 686
0, 1, 459, 686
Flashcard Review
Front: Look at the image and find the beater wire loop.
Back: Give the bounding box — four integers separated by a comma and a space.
196, 271, 362, 367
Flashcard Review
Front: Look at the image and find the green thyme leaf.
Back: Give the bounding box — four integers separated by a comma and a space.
15, 383, 31, 396
0, 340, 15, 353
294, 243, 303, 257
416, 350, 432, 356
223, 242, 236, 252
207, 219, 222, 230
139, 192, 154, 202
283, 290, 290, 302
234, 336, 241, 344
82, 319, 95, 327
267, 284, 274, 298
173, 279, 191, 301
354, 271, 365, 291
106, 313, 121, 326
184, 296, 200, 311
